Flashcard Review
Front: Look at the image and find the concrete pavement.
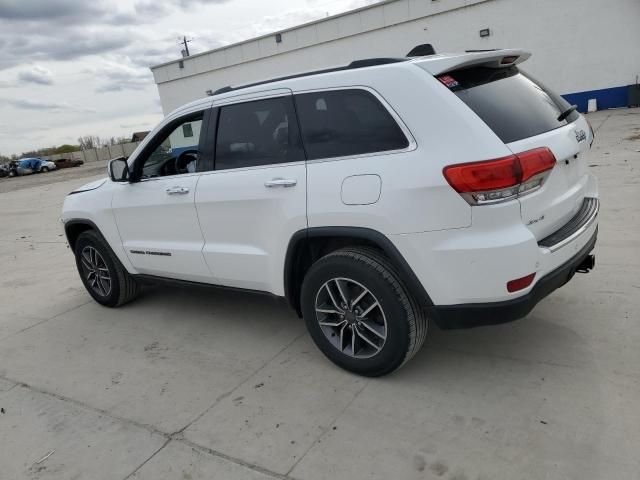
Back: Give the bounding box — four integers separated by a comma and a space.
0, 108, 639, 479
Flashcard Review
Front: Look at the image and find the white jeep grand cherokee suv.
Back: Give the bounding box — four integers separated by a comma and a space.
62, 49, 598, 376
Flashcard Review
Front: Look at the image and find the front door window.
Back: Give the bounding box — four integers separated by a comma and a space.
140, 114, 203, 179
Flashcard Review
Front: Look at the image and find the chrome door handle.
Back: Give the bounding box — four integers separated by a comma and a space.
264, 178, 297, 188
166, 186, 190, 195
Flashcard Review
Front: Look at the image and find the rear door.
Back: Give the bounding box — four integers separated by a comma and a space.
296, 87, 452, 235
195, 91, 307, 294
446, 66, 594, 239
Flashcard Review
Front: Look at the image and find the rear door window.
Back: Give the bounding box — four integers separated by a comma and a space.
294, 89, 409, 160
215, 96, 304, 170
442, 66, 579, 143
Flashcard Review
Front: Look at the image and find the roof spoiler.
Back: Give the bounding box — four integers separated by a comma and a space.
416, 49, 531, 75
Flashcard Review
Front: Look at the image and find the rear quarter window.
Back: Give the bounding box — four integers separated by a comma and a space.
294, 89, 409, 160
443, 66, 579, 143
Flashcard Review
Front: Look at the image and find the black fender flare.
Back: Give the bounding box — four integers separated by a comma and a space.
283, 226, 434, 313
64, 218, 138, 276
63, 218, 112, 252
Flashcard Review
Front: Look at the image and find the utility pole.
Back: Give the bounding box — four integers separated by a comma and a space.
181, 36, 192, 57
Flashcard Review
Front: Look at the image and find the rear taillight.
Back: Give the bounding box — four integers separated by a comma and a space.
443, 147, 556, 205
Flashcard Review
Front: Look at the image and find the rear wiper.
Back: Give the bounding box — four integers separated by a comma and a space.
557, 104, 578, 122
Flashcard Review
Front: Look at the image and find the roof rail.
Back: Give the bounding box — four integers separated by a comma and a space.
348, 57, 408, 68
212, 57, 408, 96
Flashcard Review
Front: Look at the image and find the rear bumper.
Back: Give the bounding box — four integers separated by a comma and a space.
538, 197, 599, 251
430, 227, 597, 329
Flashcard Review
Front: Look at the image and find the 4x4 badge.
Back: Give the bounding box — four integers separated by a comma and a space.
575, 129, 587, 143
526, 214, 545, 226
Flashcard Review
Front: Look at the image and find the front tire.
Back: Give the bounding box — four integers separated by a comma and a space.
301, 247, 427, 376
41, 167, 49, 172
74, 230, 140, 307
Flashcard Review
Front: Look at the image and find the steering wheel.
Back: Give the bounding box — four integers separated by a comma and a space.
175, 149, 199, 174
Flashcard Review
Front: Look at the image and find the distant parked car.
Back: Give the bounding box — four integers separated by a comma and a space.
39, 159, 56, 172
0, 164, 9, 178
53, 158, 84, 169
9, 159, 37, 176
7, 158, 56, 176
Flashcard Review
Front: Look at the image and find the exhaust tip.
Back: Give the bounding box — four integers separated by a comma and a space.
577, 254, 595, 273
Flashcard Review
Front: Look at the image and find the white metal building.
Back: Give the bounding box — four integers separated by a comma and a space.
151, 0, 640, 114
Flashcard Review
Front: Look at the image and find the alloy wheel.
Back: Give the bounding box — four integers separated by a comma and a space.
314, 277, 387, 358
80, 246, 112, 297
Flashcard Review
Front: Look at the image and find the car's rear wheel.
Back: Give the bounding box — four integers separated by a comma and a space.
74, 230, 140, 307
41, 166, 49, 172
301, 247, 427, 376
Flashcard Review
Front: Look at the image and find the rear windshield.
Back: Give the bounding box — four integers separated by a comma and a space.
440, 66, 579, 143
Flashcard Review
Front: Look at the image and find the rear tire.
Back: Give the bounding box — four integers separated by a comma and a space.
41, 167, 49, 172
301, 247, 427, 376
74, 230, 140, 307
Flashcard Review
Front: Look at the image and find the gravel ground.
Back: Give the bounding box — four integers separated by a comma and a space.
0, 161, 108, 194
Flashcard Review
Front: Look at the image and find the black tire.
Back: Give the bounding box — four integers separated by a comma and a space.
301, 247, 428, 377
41, 167, 49, 172
74, 230, 140, 307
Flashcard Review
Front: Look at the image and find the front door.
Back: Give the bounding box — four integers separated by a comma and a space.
195, 93, 307, 294
112, 109, 212, 282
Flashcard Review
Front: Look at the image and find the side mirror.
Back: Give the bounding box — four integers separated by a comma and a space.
108, 157, 130, 182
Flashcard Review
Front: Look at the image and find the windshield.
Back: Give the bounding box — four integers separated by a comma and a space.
441, 66, 579, 143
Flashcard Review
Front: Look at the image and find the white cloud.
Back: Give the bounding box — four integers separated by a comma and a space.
18, 65, 54, 85
0, 0, 384, 154
1, 97, 96, 113
84, 61, 154, 93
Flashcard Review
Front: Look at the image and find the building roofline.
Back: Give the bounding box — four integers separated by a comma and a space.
150, 0, 398, 70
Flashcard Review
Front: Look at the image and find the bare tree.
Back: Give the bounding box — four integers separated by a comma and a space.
78, 135, 132, 149
105, 136, 130, 146
77, 135, 102, 150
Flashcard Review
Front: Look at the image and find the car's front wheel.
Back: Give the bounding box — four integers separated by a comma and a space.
301, 247, 427, 376
41, 166, 49, 172
74, 230, 140, 307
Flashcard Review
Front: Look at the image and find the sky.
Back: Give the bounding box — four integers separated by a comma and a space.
0, 0, 378, 156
